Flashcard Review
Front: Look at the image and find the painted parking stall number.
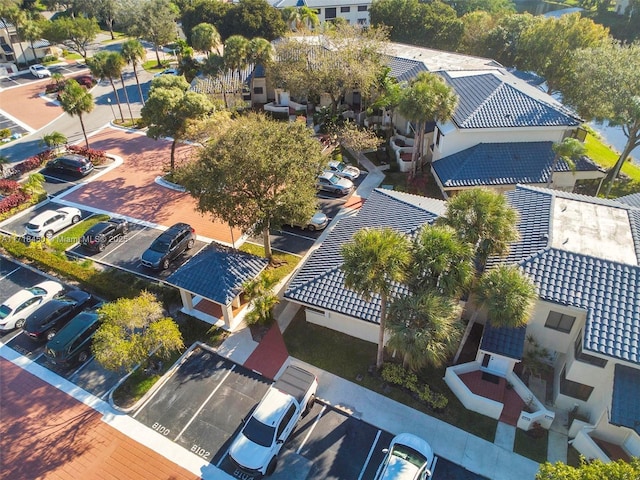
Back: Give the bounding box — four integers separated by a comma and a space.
152, 422, 170, 436
191, 444, 211, 459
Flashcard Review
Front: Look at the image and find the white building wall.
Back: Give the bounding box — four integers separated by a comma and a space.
305, 307, 379, 344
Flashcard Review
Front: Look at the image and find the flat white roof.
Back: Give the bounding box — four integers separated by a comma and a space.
551, 198, 638, 265
383, 43, 501, 72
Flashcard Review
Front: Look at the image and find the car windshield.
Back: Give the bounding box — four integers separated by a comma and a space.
327, 174, 340, 185
391, 444, 428, 469
149, 237, 171, 253
25, 223, 39, 230
34, 65, 45, 71
242, 417, 275, 447
27, 287, 46, 296
334, 162, 345, 172
0, 304, 11, 319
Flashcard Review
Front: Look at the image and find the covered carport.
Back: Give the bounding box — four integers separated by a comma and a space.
166, 243, 269, 331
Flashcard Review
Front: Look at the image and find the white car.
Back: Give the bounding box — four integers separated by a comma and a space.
29, 64, 52, 78
327, 160, 360, 180
374, 433, 435, 480
0, 280, 64, 331
25, 207, 82, 240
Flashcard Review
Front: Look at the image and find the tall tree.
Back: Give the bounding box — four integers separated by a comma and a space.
176, 114, 324, 259
536, 457, 640, 480
180, 0, 230, 44
42, 16, 100, 60
58, 79, 94, 148
386, 291, 462, 371
2, 4, 26, 64
516, 12, 610, 94
298, 6, 319, 31
223, 34, 249, 98
128, 0, 178, 68
546, 138, 586, 188
562, 42, 640, 197
141, 75, 215, 171
40, 131, 67, 152
87, 51, 125, 121
190, 22, 221, 57
484, 13, 541, 68
221, 0, 287, 41
19, 11, 43, 64
341, 227, 412, 369
120, 39, 146, 106
397, 71, 458, 175
436, 187, 519, 273
0, 2, 22, 65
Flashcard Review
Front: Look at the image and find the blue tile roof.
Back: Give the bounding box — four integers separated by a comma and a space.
285, 189, 446, 323
618, 193, 640, 209
441, 73, 581, 129
480, 322, 527, 360
611, 364, 640, 435
166, 244, 268, 305
385, 55, 429, 84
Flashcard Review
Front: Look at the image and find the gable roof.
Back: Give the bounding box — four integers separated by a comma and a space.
442, 72, 581, 129
432, 142, 602, 188
618, 192, 640, 209
611, 364, 640, 435
385, 55, 429, 83
166, 244, 268, 306
285, 189, 445, 322
480, 322, 527, 360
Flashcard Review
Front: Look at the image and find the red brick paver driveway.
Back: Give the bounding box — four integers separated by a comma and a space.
0, 80, 64, 131
62, 127, 241, 244
0, 358, 199, 480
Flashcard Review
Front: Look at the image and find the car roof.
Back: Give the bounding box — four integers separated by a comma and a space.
46, 311, 99, 350
85, 221, 113, 235
55, 154, 88, 162
3, 289, 36, 308
27, 298, 73, 320
253, 388, 293, 427
318, 172, 334, 180
162, 223, 191, 236
29, 209, 61, 223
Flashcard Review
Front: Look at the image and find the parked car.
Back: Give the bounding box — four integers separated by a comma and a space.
80, 218, 129, 252
23, 290, 93, 342
0, 281, 64, 331
229, 365, 318, 477
316, 172, 354, 195
374, 433, 435, 480
291, 211, 329, 231
45, 154, 94, 178
25, 207, 82, 240
44, 310, 100, 367
141, 223, 195, 270
327, 160, 360, 180
29, 64, 51, 78
154, 68, 179, 77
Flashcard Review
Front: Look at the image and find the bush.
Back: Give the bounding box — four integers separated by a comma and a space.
0, 179, 20, 194
0, 192, 30, 214
74, 75, 94, 88
14, 150, 53, 175
381, 362, 448, 411
0, 127, 10, 139
67, 145, 108, 165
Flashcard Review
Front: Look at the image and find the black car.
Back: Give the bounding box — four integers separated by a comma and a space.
80, 218, 129, 252
141, 223, 195, 270
44, 310, 100, 367
23, 290, 93, 342
46, 154, 94, 178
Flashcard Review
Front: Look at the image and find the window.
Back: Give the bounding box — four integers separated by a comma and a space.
277, 404, 297, 438
560, 366, 593, 401
574, 333, 607, 368
325, 7, 336, 19
544, 311, 575, 333
253, 86, 264, 95
357, 18, 366, 24
358, 5, 368, 10
340, 6, 350, 12
435, 128, 442, 148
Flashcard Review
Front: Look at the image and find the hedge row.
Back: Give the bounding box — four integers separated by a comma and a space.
0, 191, 30, 215
381, 362, 449, 410
0, 179, 20, 194
14, 150, 54, 175
67, 144, 108, 165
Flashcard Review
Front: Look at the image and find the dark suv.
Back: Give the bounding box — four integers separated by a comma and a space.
46, 154, 94, 178
80, 218, 129, 252
44, 310, 100, 367
141, 223, 195, 270
23, 290, 93, 342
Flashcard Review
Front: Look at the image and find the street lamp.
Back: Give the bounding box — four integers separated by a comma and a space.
107, 97, 116, 122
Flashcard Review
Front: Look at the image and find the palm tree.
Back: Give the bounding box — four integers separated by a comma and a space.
243, 272, 279, 325
247, 37, 273, 98
397, 72, 458, 175
87, 51, 124, 121
387, 291, 462, 371
410, 224, 474, 298
59, 79, 94, 148
281, 6, 300, 31
21, 172, 46, 196
298, 6, 320, 31
19, 13, 42, 65
341, 227, 412, 369
436, 187, 520, 273
112, 53, 134, 123
223, 35, 250, 102
191, 23, 221, 57
40, 131, 67, 153
546, 137, 586, 188
0, 4, 20, 65
0, 154, 9, 178
121, 39, 146, 106
4, 6, 27, 66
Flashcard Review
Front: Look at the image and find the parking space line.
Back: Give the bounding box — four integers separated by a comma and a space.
295, 404, 326, 454
357, 429, 382, 480
96, 225, 148, 261
174, 364, 236, 442
0, 329, 23, 346
277, 230, 317, 241
431, 456, 438, 474
0, 266, 20, 281
69, 356, 94, 379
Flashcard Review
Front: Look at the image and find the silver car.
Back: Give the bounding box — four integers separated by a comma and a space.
316, 172, 354, 195
291, 211, 329, 231
327, 160, 360, 180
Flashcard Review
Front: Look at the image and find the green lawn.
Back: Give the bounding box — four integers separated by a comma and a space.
584, 132, 640, 197
283, 310, 498, 442
50, 214, 110, 253
239, 242, 301, 282
514, 427, 549, 463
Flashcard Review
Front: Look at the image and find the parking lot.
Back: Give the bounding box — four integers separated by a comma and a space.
0, 63, 89, 90
0, 200, 93, 238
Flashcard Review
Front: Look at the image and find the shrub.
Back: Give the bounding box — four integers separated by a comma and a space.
15, 150, 54, 175
381, 362, 448, 411
0, 179, 20, 194
67, 145, 108, 165
74, 75, 94, 88
0, 127, 11, 139
0, 192, 30, 214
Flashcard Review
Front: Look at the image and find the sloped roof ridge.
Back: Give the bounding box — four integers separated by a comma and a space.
520, 184, 640, 211
371, 188, 447, 214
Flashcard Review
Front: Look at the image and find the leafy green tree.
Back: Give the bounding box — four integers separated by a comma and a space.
546, 138, 586, 188
298, 6, 320, 31
484, 13, 541, 67
537, 457, 640, 479
0, 154, 9, 177
121, 39, 146, 106
191, 22, 221, 57
243, 272, 279, 325
42, 16, 100, 60
127, 0, 178, 68
222, 0, 287, 41
181, 0, 230, 44
0, 2, 24, 64
19, 12, 43, 64
40, 131, 67, 152
92, 292, 184, 373
449, 0, 515, 16
516, 13, 610, 94
410, 224, 474, 298
59, 79, 94, 148
562, 42, 640, 197
20, 172, 45, 196
459, 11, 496, 57
387, 290, 462, 371
341, 227, 412, 369
437, 187, 519, 272
397, 71, 458, 175
87, 51, 125, 121
75, 0, 123, 40
141, 75, 215, 171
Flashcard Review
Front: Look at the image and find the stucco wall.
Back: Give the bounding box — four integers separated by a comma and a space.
305, 308, 379, 344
